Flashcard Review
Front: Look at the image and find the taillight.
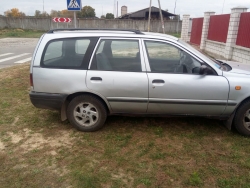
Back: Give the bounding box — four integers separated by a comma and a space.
30, 73, 33, 87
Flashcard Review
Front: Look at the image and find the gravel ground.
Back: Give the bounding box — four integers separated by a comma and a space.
0, 38, 39, 69
0, 38, 39, 49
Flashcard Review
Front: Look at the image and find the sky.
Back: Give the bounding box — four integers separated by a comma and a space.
0, 0, 249, 18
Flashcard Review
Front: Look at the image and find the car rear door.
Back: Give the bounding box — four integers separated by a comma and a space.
142, 39, 230, 116
86, 38, 148, 113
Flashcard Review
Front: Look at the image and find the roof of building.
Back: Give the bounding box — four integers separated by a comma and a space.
118, 6, 176, 19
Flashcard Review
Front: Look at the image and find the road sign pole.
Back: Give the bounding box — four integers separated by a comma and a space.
74, 12, 77, 28
67, 0, 81, 28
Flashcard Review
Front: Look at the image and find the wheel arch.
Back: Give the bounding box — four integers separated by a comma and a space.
225, 96, 250, 130
60, 92, 111, 121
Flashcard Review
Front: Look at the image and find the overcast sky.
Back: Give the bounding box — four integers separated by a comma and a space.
0, 0, 249, 18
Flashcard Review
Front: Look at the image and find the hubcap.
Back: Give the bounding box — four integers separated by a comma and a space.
243, 109, 250, 131
73, 102, 99, 127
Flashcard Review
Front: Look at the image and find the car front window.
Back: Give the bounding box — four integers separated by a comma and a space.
178, 39, 222, 70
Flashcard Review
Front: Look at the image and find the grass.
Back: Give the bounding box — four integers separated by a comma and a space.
1, 64, 250, 187
169, 33, 181, 38
0, 29, 45, 38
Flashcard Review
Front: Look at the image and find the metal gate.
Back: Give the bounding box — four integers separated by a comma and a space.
190, 18, 203, 45
236, 12, 250, 48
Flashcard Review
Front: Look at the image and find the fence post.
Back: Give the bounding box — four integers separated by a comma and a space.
200, 11, 215, 50
224, 6, 248, 60
181, 14, 190, 42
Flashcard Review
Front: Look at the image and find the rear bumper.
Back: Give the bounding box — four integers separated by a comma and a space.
29, 91, 67, 110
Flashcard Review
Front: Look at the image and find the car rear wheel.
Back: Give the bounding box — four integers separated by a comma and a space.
67, 95, 107, 132
234, 100, 250, 136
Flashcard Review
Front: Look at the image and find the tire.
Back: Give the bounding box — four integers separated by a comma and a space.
67, 95, 107, 132
234, 99, 250, 136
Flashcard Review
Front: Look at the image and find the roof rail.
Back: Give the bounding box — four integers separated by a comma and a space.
47, 28, 144, 34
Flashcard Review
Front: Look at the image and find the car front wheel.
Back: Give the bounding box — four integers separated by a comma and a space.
234, 100, 250, 136
67, 95, 107, 132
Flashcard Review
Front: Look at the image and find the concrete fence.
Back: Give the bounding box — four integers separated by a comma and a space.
181, 7, 250, 64
0, 17, 182, 33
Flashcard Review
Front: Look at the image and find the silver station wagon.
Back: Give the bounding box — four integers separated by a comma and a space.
30, 29, 250, 136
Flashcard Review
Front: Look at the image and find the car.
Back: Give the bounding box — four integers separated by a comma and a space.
29, 29, 250, 136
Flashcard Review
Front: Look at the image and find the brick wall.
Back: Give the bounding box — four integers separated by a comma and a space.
182, 7, 250, 64
232, 46, 250, 63
181, 15, 190, 42
205, 40, 226, 57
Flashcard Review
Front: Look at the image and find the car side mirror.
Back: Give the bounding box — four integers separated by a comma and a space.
199, 65, 213, 75
192, 66, 214, 75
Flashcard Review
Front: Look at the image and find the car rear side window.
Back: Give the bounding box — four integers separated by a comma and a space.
90, 39, 141, 72
75, 39, 90, 55
44, 41, 63, 61
41, 38, 97, 69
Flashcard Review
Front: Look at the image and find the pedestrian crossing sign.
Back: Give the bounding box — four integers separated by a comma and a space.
67, 0, 82, 11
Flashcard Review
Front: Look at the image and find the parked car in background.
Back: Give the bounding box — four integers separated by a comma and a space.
30, 29, 250, 136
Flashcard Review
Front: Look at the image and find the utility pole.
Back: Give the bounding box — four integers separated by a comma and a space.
43, 0, 44, 13
113, 0, 116, 18
157, 0, 165, 34
148, 0, 164, 33
174, 0, 177, 14
117, 1, 118, 18
222, 0, 226, 13
177, 14, 179, 34
173, 0, 178, 34
148, 0, 152, 32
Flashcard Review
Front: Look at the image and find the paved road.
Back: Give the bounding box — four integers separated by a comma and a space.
0, 38, 39, 69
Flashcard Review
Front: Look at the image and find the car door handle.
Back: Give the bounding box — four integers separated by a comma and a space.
152, 79, 165, 84
90, 77, 102, 81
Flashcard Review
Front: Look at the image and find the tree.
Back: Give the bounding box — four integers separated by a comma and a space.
100, 15, 106, 19
19, 12, 26, 17
35, 10, 41, 17
34, 10, 49, 17
61, 9, 74, 18
78, 6, 95, 18
4, 8, 26, 17
50, 10, 61, 17
41, 11, 49, 17
106, 13, 114, 19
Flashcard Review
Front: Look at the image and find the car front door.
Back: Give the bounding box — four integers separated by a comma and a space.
86, 38, 148, 113
143, 39, 230, 116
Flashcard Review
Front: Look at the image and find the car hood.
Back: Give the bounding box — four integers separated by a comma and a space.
217, 60, 250, 75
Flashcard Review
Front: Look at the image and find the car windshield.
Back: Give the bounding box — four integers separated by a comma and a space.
178, 39, 222, 70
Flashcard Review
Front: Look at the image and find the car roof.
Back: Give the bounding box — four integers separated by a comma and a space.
46, 29, 178, 42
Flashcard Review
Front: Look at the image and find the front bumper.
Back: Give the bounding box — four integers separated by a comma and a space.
29, 91, 67, 110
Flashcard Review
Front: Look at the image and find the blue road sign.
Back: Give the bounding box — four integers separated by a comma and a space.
67, 0, 81, 11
